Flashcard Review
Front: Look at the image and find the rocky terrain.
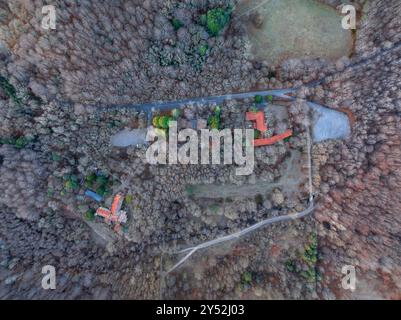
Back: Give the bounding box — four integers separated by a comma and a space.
0, 0, 400, 299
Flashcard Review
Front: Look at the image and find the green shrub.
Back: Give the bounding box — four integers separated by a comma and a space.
0, 136, 30, 149
64, 175, 79, 192
91, 174, 111, 197
207, 106, 222, 130
152, 115, 171, 129
254, 95, 263, 104
15, 136, 29, 149
299, 233, 319, 282
96, 185, 108, 197
242, 271, 252, 284
302, 233, 318, 265
250, 105, 258, 113
171, 18, 183, 31
158, 116, 172, 129
85, 173, 97, 188
205, 7, 231, 36
285, 260, 297, 273
266, 95, 274, 103
208, 114, 220, 130
125, 194, 133, 204
0, 75, 21, 105
84, 209, 96, 222
96, 175, 108, 187
199, 44, 208, 56
301, 268, 317, 282
152, 116, 161, 127
285, 233, 319, 283
51, 153, 62, 162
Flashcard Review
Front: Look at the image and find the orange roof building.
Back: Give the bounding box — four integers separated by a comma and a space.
246, 111, 292, 147
253, 130, 293, 147
95, 193, 127, 230
111, 193, 123, 215
246, 111, 268, 132
96, 207, 119, 223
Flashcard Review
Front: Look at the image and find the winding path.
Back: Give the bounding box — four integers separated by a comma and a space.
100, 41, 401, 115
164, 125, 315, 274
115, 41, 400, 274
108, 89, 296, 124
